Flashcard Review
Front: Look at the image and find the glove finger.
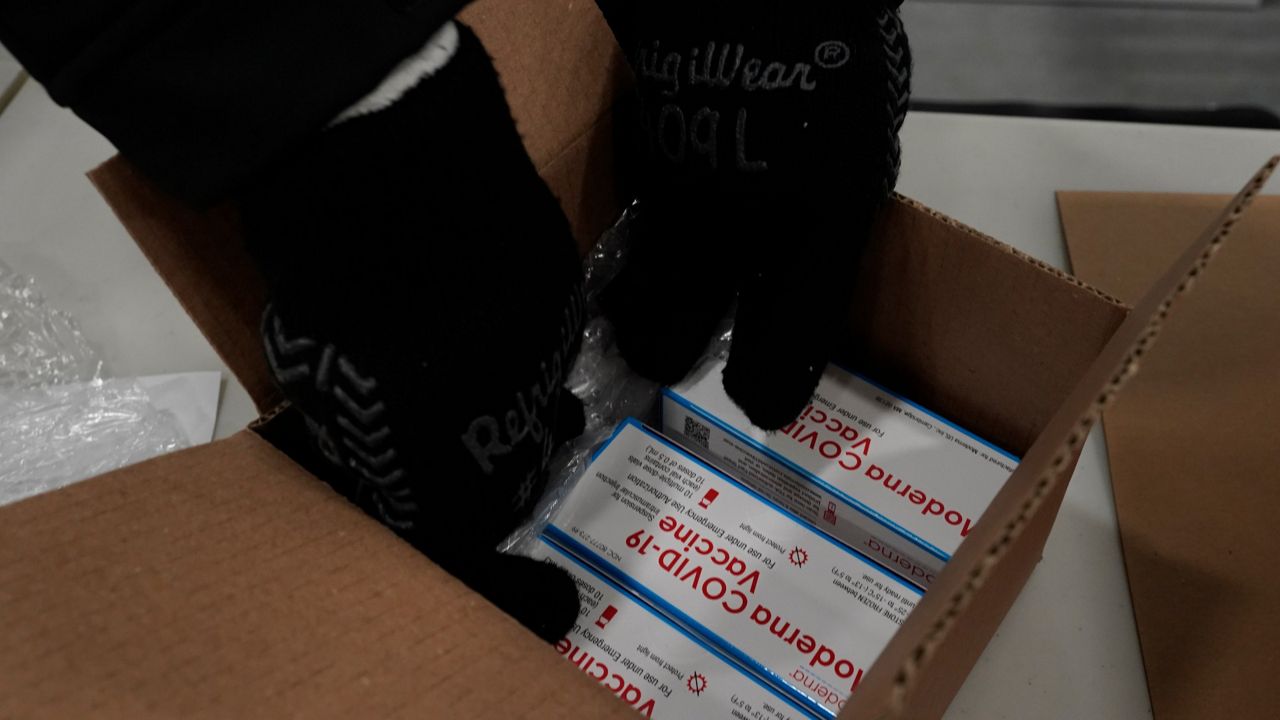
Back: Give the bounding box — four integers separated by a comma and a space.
600, 196, 739, 383
554, 389, 587, 444
723, 207, 874, 430
451, 552, 581, 644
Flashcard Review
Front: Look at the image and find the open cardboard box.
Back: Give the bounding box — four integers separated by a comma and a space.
1, 3, 1273, 718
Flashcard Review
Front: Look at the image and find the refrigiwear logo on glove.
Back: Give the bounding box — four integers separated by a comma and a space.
460, 285, 586, 485
634, 39, 853, 174
637, 40, 847, 97
814, 41, 852, 70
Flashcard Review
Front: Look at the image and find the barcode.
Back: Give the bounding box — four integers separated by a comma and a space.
684, 416, 711, 449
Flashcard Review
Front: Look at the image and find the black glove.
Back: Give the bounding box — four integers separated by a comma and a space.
238, 21, 584, 643
597, 1, 912, 430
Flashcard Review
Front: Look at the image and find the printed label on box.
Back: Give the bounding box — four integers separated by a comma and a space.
530, 537, 817, 720
663, 360, 1019, 588
548, 420, 920, 719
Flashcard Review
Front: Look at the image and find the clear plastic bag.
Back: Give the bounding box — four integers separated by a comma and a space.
0, 260, 102, 390
0, 260, 187, 507
501, 206, 734, 553
0, 378, 190, 507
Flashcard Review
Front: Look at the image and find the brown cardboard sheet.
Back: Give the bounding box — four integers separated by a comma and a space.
1060, 191, 1280, 719
0, 429, 634, 719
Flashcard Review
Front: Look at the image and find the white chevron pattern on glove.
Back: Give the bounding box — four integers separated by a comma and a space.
262, 306, 420, 529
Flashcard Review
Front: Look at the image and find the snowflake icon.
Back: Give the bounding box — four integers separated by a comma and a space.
687, 672, 708, 696
789, 547, 809, 568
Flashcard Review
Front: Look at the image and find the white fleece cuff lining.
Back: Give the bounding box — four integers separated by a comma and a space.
331, 21, 461, 126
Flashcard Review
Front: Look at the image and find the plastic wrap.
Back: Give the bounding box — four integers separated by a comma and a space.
501, 205, 734, 552
0, 378, 190, 507
0, 260, 188, 507
0, 260, 102, 390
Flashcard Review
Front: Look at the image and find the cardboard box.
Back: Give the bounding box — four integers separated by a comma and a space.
546, 419, 920, 718
529, 536, 817, 720
663, 359, 1020, 590
0, 2, 1272, 718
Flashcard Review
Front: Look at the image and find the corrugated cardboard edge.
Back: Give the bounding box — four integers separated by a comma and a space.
892, 194, 1130, 311
847, 156, 1280, 719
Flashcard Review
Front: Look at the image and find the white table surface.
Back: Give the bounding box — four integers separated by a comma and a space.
0, 84, 258, 440
1, 79, 1277, 719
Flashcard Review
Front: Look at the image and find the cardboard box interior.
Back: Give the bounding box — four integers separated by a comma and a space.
1, 2, 1273, 717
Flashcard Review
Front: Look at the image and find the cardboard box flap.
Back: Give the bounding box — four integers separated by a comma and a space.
461, 1, 625, 174
461, 0, 629, 246
850, 196, 1130, 456
0, 428, 636, 718
845, 156, 1280, 720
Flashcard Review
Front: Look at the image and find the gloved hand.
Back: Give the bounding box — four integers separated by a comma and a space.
238, 21, 584, 643
596, 1, 912, 430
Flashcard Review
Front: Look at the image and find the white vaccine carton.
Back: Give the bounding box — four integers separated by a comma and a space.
663, 360, 1020, 589
547, 420, 920, 719
530, 537, 818, 720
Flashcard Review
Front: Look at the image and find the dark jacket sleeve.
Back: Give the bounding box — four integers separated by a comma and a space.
592, 0, 632, 56
0, 0, 472, 206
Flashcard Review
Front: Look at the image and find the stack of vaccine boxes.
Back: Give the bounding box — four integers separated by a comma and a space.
531, 362, 1018, 719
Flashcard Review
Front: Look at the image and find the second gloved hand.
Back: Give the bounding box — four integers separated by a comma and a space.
597, 0, 912, 430
238, 20, 585, 643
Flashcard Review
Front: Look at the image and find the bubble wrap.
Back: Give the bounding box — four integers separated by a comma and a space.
502, 205, 734, 552
0, 260, 186, 507
0, 260, 102, 390
0, 378, 190, 507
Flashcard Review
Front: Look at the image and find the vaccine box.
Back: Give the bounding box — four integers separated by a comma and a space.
529, 536, 818, 720
547, 419, 920, 719
663, 360, 1020, 589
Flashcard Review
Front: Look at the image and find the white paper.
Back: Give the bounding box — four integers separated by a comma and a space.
137, 371, 222, 445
